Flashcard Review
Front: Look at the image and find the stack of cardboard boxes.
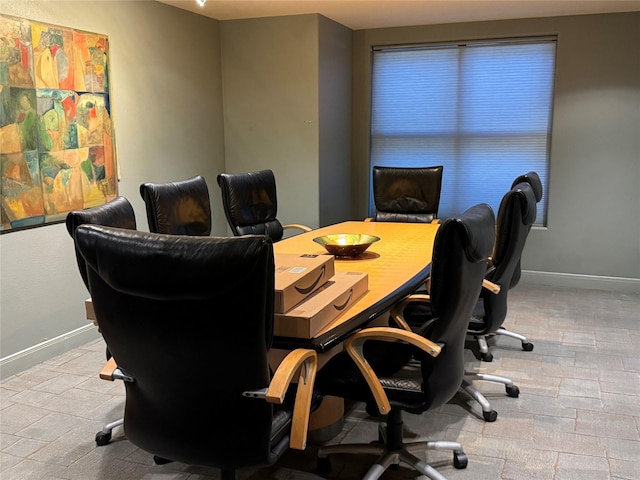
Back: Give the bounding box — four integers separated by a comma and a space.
273, 253, 368, 338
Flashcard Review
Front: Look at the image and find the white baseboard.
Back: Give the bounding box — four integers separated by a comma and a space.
0, 324, 101, 380
521, 270, 640, 294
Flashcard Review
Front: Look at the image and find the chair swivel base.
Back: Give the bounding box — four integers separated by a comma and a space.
95, 417, 124, 446
461, 373, 520, 422
475, 329, 534, 362
496, 327, 534, 351
317, 409, 467, 480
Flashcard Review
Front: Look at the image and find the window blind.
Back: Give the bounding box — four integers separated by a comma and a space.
370, 38, 556, 224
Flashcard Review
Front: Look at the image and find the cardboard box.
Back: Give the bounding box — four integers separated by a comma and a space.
274, 253, 335, 313
274, 271, 368, 338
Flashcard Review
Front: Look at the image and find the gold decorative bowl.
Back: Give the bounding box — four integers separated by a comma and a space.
313, 234, 380, 258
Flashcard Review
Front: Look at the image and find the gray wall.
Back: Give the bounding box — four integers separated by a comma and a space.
318, 16, 353, 227
0, 0, 226, 376
220, 14, 353, 231
221, 15, 322, 231
351, 12, 640, 292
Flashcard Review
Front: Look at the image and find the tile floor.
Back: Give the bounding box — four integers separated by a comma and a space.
1, 284, 639, 479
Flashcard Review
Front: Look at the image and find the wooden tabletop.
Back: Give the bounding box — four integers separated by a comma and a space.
273, 221, 439, 352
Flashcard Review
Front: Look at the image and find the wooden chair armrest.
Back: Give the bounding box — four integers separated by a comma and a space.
364, 217, 373, 222
389, 293, 431, 331
482, 279, 501, 295
85, 298, 97, 325
266, 348, 317, 450
283, 224, 312, 233
345, 326, 441, 415
431, 218, 440, 224
99, 357, 118, 381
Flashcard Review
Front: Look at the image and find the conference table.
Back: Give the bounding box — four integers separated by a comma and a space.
84, 221, 439, 338
84, 220, 440, 440
272, 220, 439, 351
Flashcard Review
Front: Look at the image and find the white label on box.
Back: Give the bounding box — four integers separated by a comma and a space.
289, 267, 307, 274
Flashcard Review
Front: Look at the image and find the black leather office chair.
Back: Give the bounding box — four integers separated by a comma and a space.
470, 179, 539, 361
75, 226, 317, 480
139, 175, 212, 235
217, 169, 311, 242
65, 196, 138, 442
315, 203, 495, 479
473, 170, 543, 357
458, 182, 538, 421
371, 166, 444, 223
509, 171, 543, 289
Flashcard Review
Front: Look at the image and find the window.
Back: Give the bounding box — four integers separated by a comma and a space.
370, 38, 556, 224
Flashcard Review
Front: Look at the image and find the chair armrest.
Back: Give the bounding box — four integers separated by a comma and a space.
99, 357, 118, 381
266, 348, 317, 450
363, 217, 373, 222
283, 224, 312, 233
99, 357, 134, 383
389, 293, 431, 331
482, 279, 501, 295
345, 326, 441, 416
85, 298, 97, 325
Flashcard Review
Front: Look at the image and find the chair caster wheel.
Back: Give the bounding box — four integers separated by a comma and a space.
317, 456, 331, 475
153, 456, 172, 465
453, 451, 468, 469
483, 410, 498, 422
95, 431, 112, 446
481, 352, 493, 362
522, 342, 534, 351
506, 385, 520, 398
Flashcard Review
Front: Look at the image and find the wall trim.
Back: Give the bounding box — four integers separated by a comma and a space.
0, 324, 101, 380
521, 270, 640, 294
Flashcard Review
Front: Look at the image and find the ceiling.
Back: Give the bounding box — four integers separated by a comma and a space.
157, 0, 640, 30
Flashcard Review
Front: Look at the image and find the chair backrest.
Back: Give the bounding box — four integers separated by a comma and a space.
417, 203, 495, 408
372, 166, 444, 223
139, 176, 211, 236
75, 225, 277, 469
481, 182, 538, 332
509, 171, 542, 288
65, 196, 137, 289
217, 169, 285, 242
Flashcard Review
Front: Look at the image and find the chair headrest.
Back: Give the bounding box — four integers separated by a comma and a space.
217, 169, 279, 227
139, 176, 211, 236
510, 182, 538, 226
65, 197, 137, 289
372, 166, 444, 216
65, 196, 136, 239
449, 203, 495, 263
511, 171, 542, 203
76, 225, 272, 301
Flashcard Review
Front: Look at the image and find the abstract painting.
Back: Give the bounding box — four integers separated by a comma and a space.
1, 14, 117, 232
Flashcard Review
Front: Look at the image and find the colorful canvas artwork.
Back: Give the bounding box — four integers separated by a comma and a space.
0, 15, 117, 232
